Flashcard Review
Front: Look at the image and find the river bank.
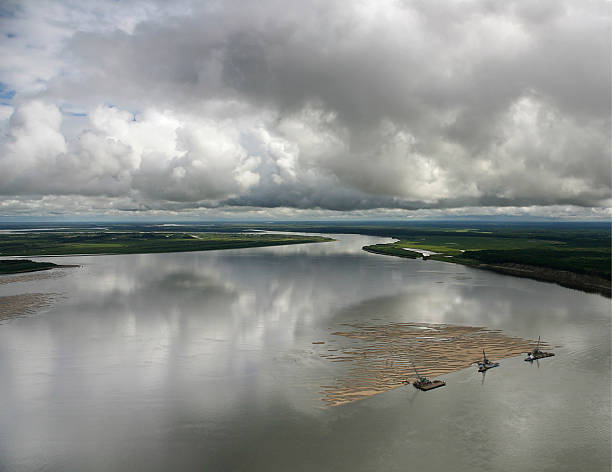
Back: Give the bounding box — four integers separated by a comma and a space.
363, 243, 611, 298
458, 260, 611, 297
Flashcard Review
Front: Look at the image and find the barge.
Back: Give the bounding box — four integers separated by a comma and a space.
405, 362, 446, 391
525, 336, 555, 361
477, 349, 500, 372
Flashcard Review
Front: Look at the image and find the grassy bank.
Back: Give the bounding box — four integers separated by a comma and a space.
0, 232, 332, 257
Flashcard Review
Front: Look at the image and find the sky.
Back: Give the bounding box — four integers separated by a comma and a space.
0, 0, 610, 220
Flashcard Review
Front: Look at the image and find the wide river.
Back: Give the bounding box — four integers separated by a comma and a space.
0, 234, 610, 471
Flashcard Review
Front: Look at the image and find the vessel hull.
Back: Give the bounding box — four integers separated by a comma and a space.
413, 380, 446, 391
525, 352, 555, 361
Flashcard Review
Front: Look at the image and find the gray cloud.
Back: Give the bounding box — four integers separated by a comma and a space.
0, 0, 609, 217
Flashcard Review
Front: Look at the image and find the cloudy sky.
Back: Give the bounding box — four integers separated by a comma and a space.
0, 0, 610, 219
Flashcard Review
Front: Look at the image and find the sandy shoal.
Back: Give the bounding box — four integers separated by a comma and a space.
318, 322, 550, 407
0, 270, 65, 286
0, 293, 57, 321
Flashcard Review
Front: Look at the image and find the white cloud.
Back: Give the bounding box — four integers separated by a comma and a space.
0, 0, 609, 218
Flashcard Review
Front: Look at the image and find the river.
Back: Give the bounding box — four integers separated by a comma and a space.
0, 234, 610, 471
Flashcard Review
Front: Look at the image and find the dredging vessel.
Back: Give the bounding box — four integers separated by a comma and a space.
477, 349, 500, 372
525, 336, 555, 361
405, 363, 446, 391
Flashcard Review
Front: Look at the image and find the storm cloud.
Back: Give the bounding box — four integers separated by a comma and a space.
0, 0, 610, 217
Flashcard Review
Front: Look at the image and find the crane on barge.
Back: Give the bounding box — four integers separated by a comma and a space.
525, 336, 555, 361
404, 362, 446, 391
477, 348, 500, 372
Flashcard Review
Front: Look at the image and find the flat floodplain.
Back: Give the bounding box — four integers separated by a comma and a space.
0, 231, 332, 256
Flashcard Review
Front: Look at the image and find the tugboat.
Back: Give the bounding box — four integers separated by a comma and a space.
404, 363, 445, 391
477, 349, 500, 372
525, 336, 555, 361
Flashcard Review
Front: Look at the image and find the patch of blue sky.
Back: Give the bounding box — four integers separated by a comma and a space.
0, 83, 15, 100
5, 33, 16, 38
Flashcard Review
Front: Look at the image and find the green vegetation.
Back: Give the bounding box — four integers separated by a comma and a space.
459, 248, 611, 280
0, 259, 58, 274
356, 223, 610, 296
363, 243, 421, 259
363, 235, 610, 281
377, 234, 563, 254
0, 232, 332, 256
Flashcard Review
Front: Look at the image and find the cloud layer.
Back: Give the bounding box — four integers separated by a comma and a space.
0, 0, 610, 218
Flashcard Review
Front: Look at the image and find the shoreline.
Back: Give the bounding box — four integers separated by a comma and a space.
461, 261, 611, 298
363, 244, 611, 298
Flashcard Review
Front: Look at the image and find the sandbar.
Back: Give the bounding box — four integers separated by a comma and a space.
317, 322, 549, 406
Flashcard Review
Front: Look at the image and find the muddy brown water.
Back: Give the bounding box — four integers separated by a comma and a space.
0, 234, 609, 471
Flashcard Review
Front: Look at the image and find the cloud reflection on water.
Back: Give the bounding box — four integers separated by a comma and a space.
0, 234, 609, 471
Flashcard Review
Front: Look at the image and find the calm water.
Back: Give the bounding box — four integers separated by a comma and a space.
0, 234, 610, 471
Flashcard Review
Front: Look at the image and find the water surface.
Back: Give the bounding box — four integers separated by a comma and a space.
0, 234, 610, 471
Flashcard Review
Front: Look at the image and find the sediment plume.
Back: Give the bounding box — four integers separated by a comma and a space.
318, 322, 548, 407
0, 293, 57, 320
0, 270, 65, 286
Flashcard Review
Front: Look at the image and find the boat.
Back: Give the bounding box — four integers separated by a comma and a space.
525, 336, 555, 361
405, 362, 446, 391
477, 349, 499, 372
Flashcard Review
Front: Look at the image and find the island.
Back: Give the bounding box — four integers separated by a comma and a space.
0, 259, 60, 274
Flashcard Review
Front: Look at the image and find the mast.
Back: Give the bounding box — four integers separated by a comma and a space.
411, 361, 425, 381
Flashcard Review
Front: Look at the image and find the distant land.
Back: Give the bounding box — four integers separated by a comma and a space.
0, 231, 332, 258
0, 221, 609, 297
